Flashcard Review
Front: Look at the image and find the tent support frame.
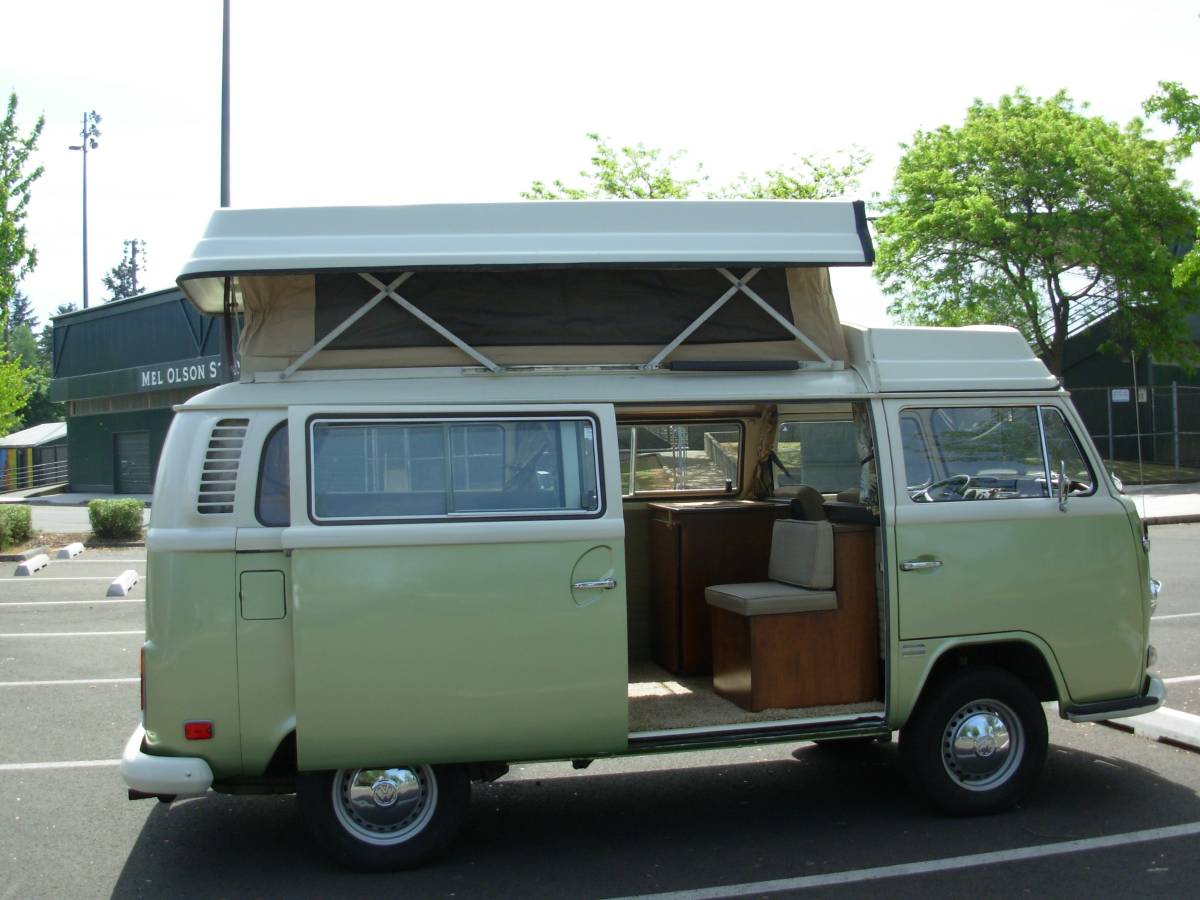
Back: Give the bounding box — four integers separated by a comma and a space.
281, 267, 836, 378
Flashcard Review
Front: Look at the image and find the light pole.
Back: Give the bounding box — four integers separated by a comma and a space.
68, 111, 101, 308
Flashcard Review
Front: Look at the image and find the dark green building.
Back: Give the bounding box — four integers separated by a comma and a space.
1060, 314, 1200, 468
49, 288, 234, 493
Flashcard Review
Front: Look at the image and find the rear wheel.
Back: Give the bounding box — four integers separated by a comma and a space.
901, 667, 1047, 816
298, 764, 470, 871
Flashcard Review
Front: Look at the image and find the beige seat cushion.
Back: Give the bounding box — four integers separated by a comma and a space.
705, 582, 838, 616
768, 519, 834, 590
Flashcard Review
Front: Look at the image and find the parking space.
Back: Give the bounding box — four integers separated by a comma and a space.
1, 536, 1198, 897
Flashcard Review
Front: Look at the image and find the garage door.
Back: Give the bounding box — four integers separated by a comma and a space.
115, 431, 151, 493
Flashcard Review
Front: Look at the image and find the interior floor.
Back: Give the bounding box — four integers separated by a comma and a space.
627, 661, 884, 734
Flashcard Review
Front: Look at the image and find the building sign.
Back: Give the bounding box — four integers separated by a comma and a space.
1111, 388, 1130, 403
136, 355, 224, 392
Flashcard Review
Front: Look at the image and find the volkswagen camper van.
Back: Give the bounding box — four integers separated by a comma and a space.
120, 200, 1163, 871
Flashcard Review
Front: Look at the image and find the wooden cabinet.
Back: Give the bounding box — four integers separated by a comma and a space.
649, 501, 787, 675
710, 523, 881, 710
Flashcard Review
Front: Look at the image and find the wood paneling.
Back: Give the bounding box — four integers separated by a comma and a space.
649, 501, 787, 675
710, 524, 881, 711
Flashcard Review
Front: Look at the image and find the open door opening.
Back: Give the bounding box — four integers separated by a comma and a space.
617, 400, 887, 739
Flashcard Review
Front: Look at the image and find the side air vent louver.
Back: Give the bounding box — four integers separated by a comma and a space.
197, 418, 249, 515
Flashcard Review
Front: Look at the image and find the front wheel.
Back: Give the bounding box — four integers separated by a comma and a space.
298, 764, 470, 871
900, 667, 1047, 816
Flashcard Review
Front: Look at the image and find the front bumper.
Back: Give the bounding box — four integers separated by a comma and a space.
120, 725, 213, 796
1063, 675, 1166, 724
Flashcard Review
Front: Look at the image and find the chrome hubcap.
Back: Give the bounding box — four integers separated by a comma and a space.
332, 766, 438, 845
941, 699, 1024, 791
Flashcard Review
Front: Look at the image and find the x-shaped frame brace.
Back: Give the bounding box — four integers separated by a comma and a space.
282, 272, 503, 378
640, 268, 834, 370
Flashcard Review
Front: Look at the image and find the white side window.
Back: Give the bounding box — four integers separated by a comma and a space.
309, 417, 600, 522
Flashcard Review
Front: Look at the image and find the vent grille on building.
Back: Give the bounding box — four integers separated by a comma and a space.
197, 418, 249, 514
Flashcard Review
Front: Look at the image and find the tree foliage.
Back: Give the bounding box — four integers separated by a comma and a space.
0, 93, 43, 435
710, 148, 871, 199
0, 94, 43, 334
103, 239, 148, 302
1145, 81, 1200, 296
873, 89, 1199, 374
523, 133, 703, 199
523, 133, 868, 202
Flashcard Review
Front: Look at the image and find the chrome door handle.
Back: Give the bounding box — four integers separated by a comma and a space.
900, 559, 943, 571
572, 577, 618, 591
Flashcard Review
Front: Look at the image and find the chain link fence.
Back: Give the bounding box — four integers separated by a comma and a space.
1071, 383, 1200, 469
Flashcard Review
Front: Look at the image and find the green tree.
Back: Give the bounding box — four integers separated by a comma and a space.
874, 89, 1199, 374
710, 148, 871, 199
1145, 81, 1200, 294
7, 323, 58, 427
523, 133, 704, 199
102, 239, 147, 301
523, 134, 868, 202
0, 93, 43, 435
4, 289, 36, 340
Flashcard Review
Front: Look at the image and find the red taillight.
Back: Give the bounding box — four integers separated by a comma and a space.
139, 646, 146, 712
184, 721, 214, 741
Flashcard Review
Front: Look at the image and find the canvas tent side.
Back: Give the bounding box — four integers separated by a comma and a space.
176, 200, 875, 377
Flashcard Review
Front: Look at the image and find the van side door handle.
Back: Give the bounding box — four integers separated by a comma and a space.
900, 559, 943, 571
572, 577, 618, 591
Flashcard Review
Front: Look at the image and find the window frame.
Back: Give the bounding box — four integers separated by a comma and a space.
617, 419, 744, 499
898, 403, 1099, 504
771, 417, 860, 494
305, 412, 606, 525
254, 420, 290, 528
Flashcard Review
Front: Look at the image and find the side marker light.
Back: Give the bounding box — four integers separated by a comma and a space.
184, 721, 214, 741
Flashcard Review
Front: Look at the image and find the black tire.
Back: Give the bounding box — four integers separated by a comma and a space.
900, 666, 1047, 816
298, 764, 470, 872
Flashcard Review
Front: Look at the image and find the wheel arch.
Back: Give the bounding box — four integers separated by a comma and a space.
894, 634, 1067, 727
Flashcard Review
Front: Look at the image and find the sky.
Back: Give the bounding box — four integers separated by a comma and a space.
4, 0, 1200, 330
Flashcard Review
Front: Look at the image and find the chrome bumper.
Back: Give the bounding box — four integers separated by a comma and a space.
120, 725, 213, 796
1064, 675, 1166, 724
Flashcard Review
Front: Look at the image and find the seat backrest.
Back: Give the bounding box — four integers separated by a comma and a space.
768, 519, 835, 590
789, 485, 827, 521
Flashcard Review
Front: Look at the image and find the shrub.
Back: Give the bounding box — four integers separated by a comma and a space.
88, 498, 145, 541
0, 505, 33, 550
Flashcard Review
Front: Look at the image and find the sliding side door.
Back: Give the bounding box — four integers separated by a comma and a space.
285, 404, 628, 770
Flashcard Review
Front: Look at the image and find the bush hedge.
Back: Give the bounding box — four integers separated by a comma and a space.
0, 505, 33, 550
88, 498, 145, 541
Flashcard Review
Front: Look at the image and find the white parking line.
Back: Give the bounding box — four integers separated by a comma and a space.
0, 677, 138, 687
1164, 675, 1200, 685
0, 599, 144, 607
1152, 612, 1200, 621
0, 630, 143, 638
605, 821, 1200, 900
0, 759, 121, 773
0, 576, 146, 583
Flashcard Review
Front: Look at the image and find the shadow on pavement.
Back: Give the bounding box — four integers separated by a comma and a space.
110, 740, 1200, 899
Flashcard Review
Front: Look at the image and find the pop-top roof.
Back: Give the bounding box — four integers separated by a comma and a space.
177, 200, 874, 314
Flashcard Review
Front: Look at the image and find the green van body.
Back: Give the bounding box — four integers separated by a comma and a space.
137, 381, 1158, 781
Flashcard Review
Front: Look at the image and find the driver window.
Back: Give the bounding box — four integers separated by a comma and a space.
900, 406, 1048, 502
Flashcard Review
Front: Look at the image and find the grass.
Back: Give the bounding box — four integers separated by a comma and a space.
1104, 459, 1200, 485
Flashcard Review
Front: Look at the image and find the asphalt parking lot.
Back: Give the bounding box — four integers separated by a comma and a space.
2, 532, 1200, 899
